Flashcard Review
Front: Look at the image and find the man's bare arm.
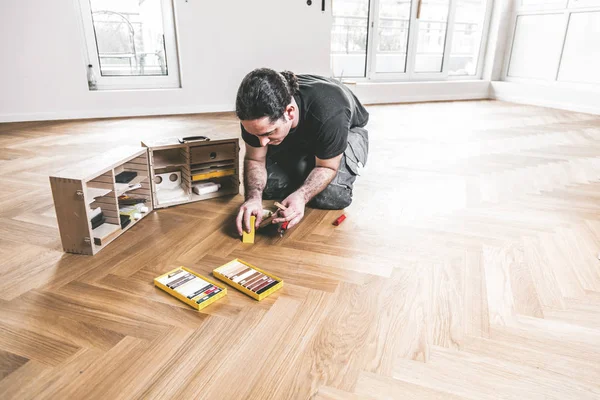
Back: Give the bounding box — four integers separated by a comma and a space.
295, 154, 342, 202
236, 144, 268, 235
243, 144, 268, 200
244, 159, 267, 200
271, 153, 343, 227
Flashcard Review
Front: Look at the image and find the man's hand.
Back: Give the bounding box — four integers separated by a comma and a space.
269, 154, 342, 230
236, 198, 263, 236
236, 143, 268, 236
271, 191, 306, 229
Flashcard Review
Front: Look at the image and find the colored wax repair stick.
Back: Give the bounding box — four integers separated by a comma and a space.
243, 216, 256, 243
333, 214, 346, 226
274, 201, 287, 211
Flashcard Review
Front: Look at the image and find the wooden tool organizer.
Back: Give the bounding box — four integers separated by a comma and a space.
49, 146, 153, 255
142, 137, 240, 209
50, 137, 240, 255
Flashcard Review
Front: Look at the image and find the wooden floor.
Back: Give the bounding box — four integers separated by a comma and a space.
1, 100, 600, 399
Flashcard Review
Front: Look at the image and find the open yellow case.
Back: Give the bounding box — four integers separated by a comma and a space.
154, 266, 227, 311
213, 258, 283, 301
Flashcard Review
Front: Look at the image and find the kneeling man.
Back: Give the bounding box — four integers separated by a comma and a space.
235, 68, 369, 235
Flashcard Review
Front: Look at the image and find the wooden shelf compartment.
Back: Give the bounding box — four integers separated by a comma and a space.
88, 191, 120, 227
152, 161, 191, 209
152, 147, 189, 169
189, 142, 236, 165
93, 213, 149, 251
50, 146, 151, 256
115, 152, 150, 176
142, 138, 240, 209
115, 175, 150, 197
190, 175, 240, 202
86, 170, 114, 191
93, 223, 121, 246
190, 158, 236, 182
86, 187, 113, 204
155, 187, 191, 207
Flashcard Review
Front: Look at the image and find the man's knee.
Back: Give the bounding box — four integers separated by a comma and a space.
309, 184, 352, 210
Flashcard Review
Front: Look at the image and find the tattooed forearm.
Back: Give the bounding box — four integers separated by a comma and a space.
244, 158, 267, 201
296, 167, 337, 203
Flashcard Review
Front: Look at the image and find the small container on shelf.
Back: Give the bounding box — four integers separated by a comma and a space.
192, 181, 221, 195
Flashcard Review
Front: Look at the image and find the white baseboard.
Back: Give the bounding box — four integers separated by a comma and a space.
0, 104, 235, 123
491, 81, 600, 115
1, 81, 494, 123
11, 81, 598, 122
348, 80, 491, 105
10, 80, 597, 122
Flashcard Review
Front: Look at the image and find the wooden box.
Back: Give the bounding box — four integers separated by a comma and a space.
141, 137, 240, 209
49, 146, 154, 255
50, 137, 240, 255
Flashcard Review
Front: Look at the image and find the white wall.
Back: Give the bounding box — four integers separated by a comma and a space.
9, 1, 569, 122
482, 0, 515, 81
0, 0, 333, 122
491, 0, 600, 115
491, 81, 600, 115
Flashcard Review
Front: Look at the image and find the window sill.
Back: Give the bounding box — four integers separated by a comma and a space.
342, 79, 485, 87
88, 86, 183, 93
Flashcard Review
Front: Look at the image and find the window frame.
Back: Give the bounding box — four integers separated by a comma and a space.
332, 0, 493, 82
77, 0, 181, 90
517, 0, 569, 12
502, 1, 600, 90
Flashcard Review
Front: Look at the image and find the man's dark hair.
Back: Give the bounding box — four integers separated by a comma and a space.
235, 68, 299, 122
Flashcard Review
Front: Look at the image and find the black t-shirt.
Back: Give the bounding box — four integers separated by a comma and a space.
241, 74, 369, 161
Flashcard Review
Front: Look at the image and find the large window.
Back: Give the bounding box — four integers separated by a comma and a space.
78, 0, 180, 90
331, 0, 491, 80
331, 0, 370, 77
504, 1, 600, 86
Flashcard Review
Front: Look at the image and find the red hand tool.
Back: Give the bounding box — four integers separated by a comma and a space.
333, 214, 346, 226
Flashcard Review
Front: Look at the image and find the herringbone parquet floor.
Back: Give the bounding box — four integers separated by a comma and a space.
1, 100, 600, 399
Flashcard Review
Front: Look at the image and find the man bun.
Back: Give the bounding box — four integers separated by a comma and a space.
280, 70, 299, 95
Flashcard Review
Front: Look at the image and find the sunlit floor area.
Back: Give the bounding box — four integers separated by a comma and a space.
1, 100, 600, 399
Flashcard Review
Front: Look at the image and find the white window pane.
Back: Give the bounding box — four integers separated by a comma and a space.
558, 11, 600, 84
89, 0, 168, 76
375, 0, 412, 73
414, 0, 451, 73
521, 0, 563, 6
507, 14, 565, 80
448, 0, 487, 76
331, 0, 370, 78
569, 0, 599, 7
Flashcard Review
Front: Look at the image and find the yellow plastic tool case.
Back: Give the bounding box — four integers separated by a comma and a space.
155, 266, 227, 310
213, 258, 283, 301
